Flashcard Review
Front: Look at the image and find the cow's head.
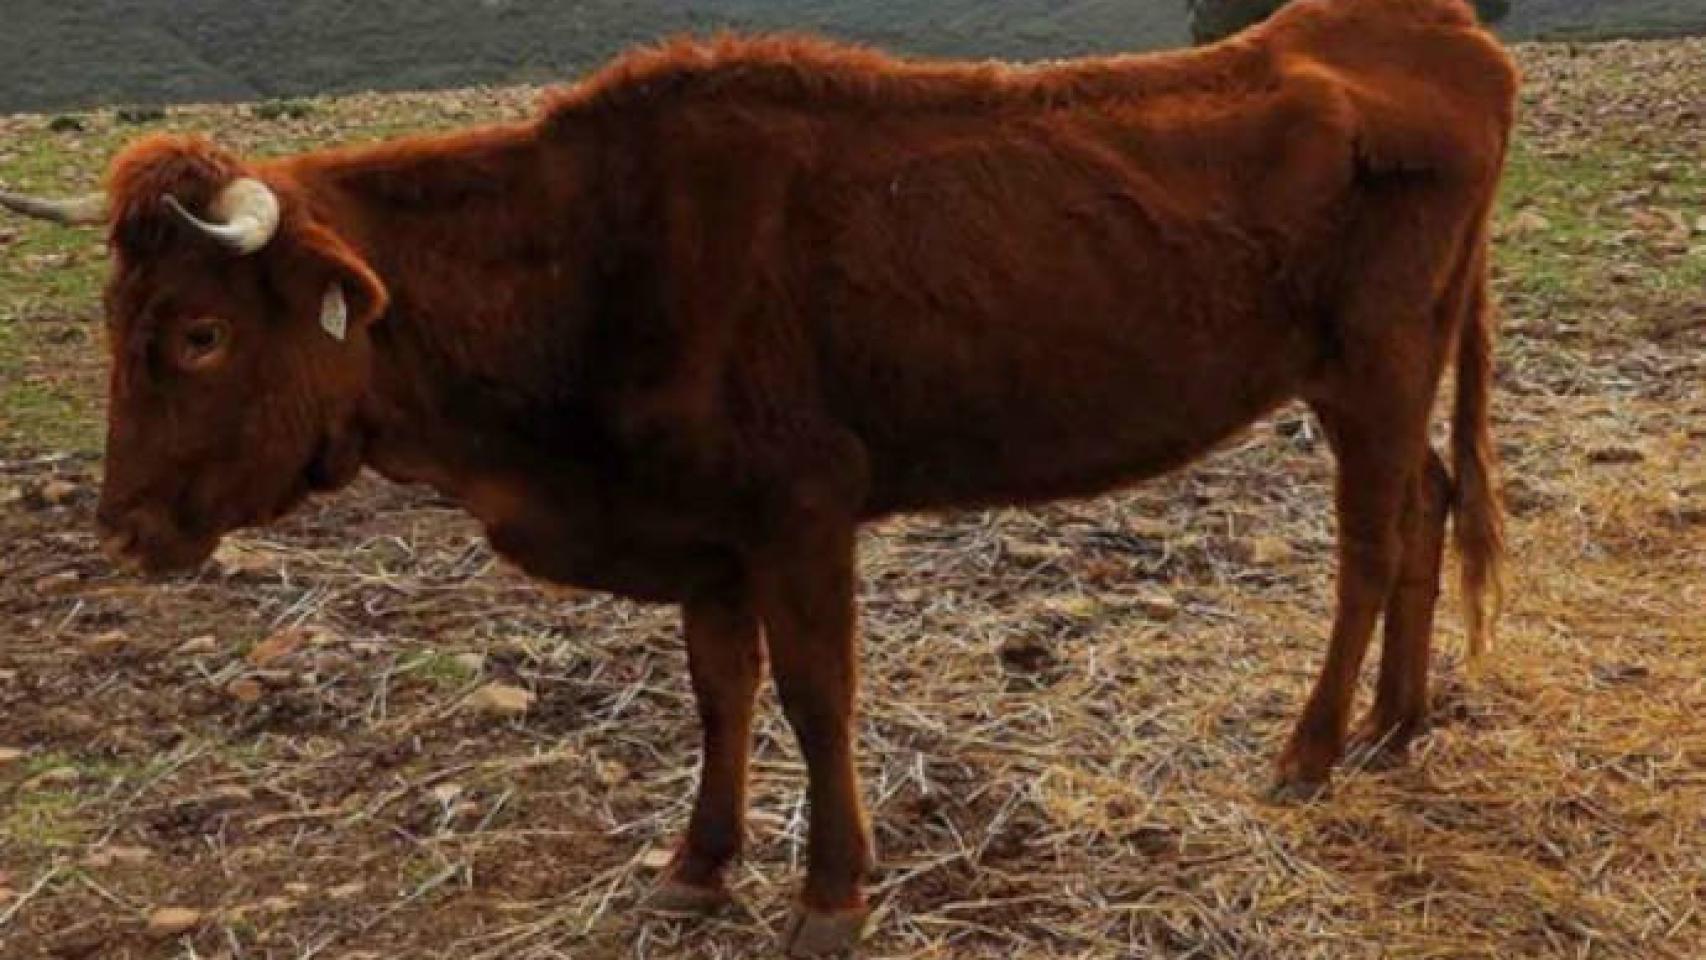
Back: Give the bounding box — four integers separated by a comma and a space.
2, 135, 388, 573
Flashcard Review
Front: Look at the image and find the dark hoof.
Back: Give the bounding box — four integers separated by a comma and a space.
1346, 720, 1422, 772
1265, 776, 1331, 805
645, 876, 735, 916
781, 901, 871, 957
1345, 737, 1410, 772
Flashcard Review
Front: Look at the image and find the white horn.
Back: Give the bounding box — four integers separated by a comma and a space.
163, 177, 281, 255
0, 188, 107, 226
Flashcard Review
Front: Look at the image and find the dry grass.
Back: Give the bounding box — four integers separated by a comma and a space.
1, 39, 1705, 960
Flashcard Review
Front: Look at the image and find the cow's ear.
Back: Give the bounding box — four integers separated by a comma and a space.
284, 220, 388, 340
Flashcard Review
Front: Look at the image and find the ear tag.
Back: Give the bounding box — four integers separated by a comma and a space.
319, 283, 349, 342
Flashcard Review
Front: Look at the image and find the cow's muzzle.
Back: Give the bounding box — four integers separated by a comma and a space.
95, 506, 219, 575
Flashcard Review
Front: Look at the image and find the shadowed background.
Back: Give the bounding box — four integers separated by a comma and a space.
5, 0, 1706, 113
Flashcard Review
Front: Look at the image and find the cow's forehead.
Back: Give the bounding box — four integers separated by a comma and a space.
104, 251, 206, 333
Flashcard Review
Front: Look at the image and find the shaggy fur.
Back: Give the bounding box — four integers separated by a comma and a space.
50, 0, 1518, 952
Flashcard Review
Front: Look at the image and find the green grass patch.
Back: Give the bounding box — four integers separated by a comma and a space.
1, 124, 117, 454
3, 789, 89, 848
399, 650, 483, 691
1495, 138, 1706, 310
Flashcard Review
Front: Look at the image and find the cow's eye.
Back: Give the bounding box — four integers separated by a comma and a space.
176, 318, 230, 371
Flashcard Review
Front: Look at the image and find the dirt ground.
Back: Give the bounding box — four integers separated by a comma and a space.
1, 40, 1704, 960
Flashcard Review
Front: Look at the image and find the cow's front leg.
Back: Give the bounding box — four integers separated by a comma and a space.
753, 516, 874, 957
649, 584, 765, 913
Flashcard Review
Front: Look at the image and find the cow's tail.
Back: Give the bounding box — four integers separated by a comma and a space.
1451, 246, 1505, 662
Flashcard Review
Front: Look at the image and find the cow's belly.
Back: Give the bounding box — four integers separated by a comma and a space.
838, 307, 1318, 516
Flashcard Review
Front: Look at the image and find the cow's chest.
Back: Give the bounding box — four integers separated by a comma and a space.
460, 472, 733, 603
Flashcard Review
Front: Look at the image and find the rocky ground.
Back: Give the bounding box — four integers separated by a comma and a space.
1, 39, 1703, 960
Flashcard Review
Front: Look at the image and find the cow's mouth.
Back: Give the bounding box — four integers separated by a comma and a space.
98, 515, 220, 576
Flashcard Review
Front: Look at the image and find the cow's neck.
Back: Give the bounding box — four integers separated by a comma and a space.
286, 122, 599, 498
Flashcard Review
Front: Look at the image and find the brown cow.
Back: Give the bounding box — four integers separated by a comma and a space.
2, 0, 1516, 953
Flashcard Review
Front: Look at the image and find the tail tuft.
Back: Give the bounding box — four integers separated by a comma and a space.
1451, 248, 1506, 661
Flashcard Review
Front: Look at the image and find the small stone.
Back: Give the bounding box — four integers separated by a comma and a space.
1041, 596, 1100, 620
1238, 536, 1294, 566
306, 627, 343, 647
1504, 209, 1551, 236
227, 678, 264, 704
595, 758, 630, 786
87, 630, 130, 653
1004, 540, 1069, 564
176, 635, 219, 655
34, 571, 81, 594
39, 479, 80, 505
640, 847, 675, 870
203, 784, 254, 804
146, 907, 203, 938
84, 845, 154, 868
1125, 518, 1176, 540
452, 652, 486, 675
467, 683, 533, 717
1125, 590, 1181, 622
246, 629, 306, 667
213, 541, 278, 578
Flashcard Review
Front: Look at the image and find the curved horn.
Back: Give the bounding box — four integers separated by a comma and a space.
163, 177, 281, 255
0, 188, 107, 226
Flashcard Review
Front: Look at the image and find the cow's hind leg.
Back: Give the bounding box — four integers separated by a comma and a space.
1272, 387, 1433, 800
649, 585, 765, 914
1347, 449, 1451, 769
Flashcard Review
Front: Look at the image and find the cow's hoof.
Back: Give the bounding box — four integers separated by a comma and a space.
1265, 775, 1331, 805
645, 876, 734, 916
1345, 735, 1410, 772
1346, 719, 1421, 772
781, 901, 870, 957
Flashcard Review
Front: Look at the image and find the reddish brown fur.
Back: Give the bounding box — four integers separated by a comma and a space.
57, 0, 1517, 951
